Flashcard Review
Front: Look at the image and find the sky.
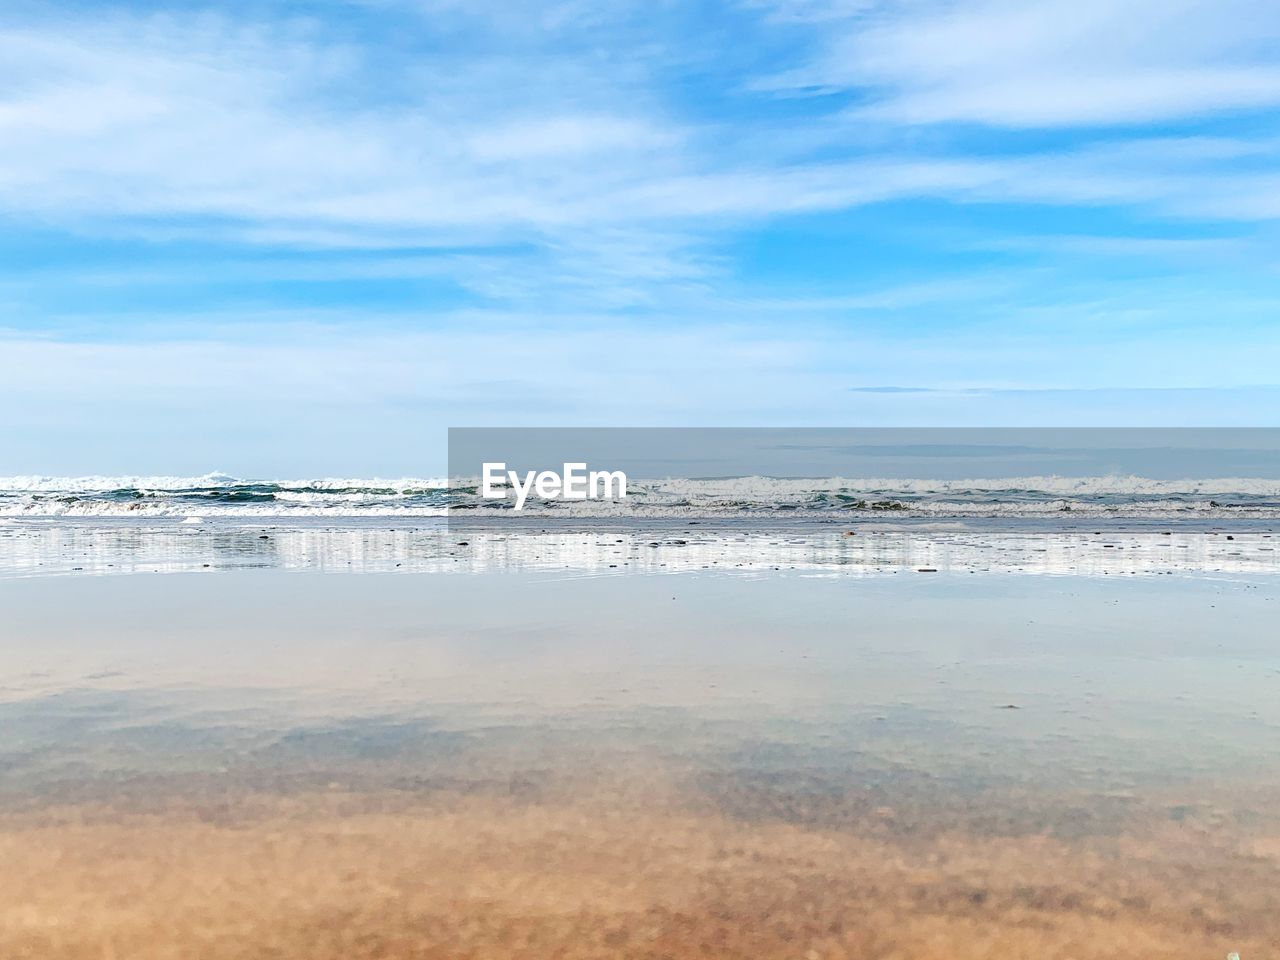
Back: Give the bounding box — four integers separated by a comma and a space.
2, 0, 1280, 475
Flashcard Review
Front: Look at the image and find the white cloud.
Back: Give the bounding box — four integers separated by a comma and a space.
0, 12, 684, 234
761, 0, 1280, 127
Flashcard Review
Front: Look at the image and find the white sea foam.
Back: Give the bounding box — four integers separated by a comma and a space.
0, 474, 1277, 520
642, 475, 1280, 497
0, 474, 448, 493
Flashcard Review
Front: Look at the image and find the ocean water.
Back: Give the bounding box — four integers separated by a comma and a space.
3, 472, 1280, 519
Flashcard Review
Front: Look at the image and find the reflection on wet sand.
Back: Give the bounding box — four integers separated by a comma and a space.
1, 519, 1277, 579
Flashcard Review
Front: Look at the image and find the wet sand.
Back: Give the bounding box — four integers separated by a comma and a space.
2, 543, 1278, 958
4, 764, 1280, 960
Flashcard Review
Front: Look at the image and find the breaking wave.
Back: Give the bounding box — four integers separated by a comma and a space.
2, 473, 1280, 520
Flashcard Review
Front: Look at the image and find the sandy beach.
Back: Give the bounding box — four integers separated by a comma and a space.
2, 539, 1278, 958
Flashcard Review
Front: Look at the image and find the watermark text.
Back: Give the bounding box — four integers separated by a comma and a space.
480, 462, 627, 510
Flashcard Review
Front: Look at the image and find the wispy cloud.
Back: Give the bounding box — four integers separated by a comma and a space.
0, 12, 683, 235
6, 4, 1280, 251
758, 0, 1280, 127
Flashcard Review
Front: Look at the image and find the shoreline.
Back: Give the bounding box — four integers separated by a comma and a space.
1, 519, 1276, 580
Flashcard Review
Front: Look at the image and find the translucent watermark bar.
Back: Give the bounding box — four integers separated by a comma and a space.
446, 427, 1280, 529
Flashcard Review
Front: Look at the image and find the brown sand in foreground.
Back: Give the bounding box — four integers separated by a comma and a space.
2, 777, 1278, 960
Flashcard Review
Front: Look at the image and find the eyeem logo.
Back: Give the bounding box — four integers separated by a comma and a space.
481, 462, 628, 510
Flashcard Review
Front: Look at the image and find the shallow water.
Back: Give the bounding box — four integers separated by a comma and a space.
1, 527, 1278, 958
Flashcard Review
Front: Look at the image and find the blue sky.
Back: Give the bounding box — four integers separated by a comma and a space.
2, 0, 1279, 475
